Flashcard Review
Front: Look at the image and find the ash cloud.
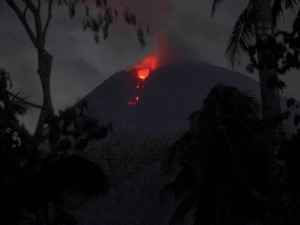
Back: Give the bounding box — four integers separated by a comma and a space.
128, 32, 197, 71
154, 33, 197, 66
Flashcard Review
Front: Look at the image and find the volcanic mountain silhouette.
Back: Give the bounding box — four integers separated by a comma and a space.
83, 61, 263, 134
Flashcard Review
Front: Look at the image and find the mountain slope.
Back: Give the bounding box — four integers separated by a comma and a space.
83, 62, 261, 134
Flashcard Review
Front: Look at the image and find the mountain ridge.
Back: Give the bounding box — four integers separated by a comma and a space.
81, 61, 263, 135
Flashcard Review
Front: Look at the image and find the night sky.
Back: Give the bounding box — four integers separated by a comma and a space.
0, 0, 299, 132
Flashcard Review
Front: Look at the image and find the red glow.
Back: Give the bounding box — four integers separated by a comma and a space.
128, 101, 137, 106
135, 54, 159, 79
137, 68, 150, 79
128, 54, 160, 107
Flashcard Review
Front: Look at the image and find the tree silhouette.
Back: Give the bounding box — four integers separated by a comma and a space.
162, 6, 300, 224
5, 0, 148, 140
0, 69, 110, 225
211, 0, 299, 127
0, 69, 39, 224
162, 85, 276, 225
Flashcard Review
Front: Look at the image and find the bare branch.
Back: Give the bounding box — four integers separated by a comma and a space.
23, 5, 29, 17
20, 0, 44, 47
6, 0, 38, 47
43, 0, 53, 37
37, 0, 41, 10
21, 0, 37, 13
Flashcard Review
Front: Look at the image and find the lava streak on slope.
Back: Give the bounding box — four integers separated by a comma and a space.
128, 77, 145, 106
128, 54, 159, 106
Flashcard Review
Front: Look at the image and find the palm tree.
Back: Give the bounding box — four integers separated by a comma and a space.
0, 69, 33, 225
212, 0, 299, 127
162, 85, 282, 225
0, 69, 29, 148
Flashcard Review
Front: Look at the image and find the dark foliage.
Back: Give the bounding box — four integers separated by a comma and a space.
274, 9, 300, 74
244, 6, 300, 130
212, 0, 299, 69
245, 7, 300, 88
163, 84, 300, 225
0, 69, 109, 225
44, 102, 111, 157
275, 131, 300, 225
162, 85, 280, 225
57, 0, 150, 47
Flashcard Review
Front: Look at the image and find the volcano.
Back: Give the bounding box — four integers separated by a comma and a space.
82, 61, 263, 134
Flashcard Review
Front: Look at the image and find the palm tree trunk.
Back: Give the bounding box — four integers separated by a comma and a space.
253, 0, 283, 207
34, 49, 54, 140
253, 0, 281, 127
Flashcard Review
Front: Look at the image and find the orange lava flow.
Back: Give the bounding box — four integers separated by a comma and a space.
128, 54, 160, 107
128, 80, 144, 106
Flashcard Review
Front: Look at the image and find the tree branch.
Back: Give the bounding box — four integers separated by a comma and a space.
23, 5, 29, 17
37, 0, 41, 10
20, 0, 45, 48
21, 0, 37, 13
43, 0, 53, 37
6, 0, 38, 47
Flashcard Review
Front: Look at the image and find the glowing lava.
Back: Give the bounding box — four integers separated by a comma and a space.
128, 54, 160, 107
128, 79, 145, 106
135, 54, 158, 79
137, 68, 150, 79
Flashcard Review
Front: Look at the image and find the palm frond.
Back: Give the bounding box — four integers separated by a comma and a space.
203, 84, 260, 120
226, 1, 256, 69
272, 0, 298, 27
272, 0, 284, 26
10, 92, 28, 116
284, 0, 299, 10
211, 0, 226, 17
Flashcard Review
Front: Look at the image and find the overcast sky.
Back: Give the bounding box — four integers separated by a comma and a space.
0, 0, 299, 132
